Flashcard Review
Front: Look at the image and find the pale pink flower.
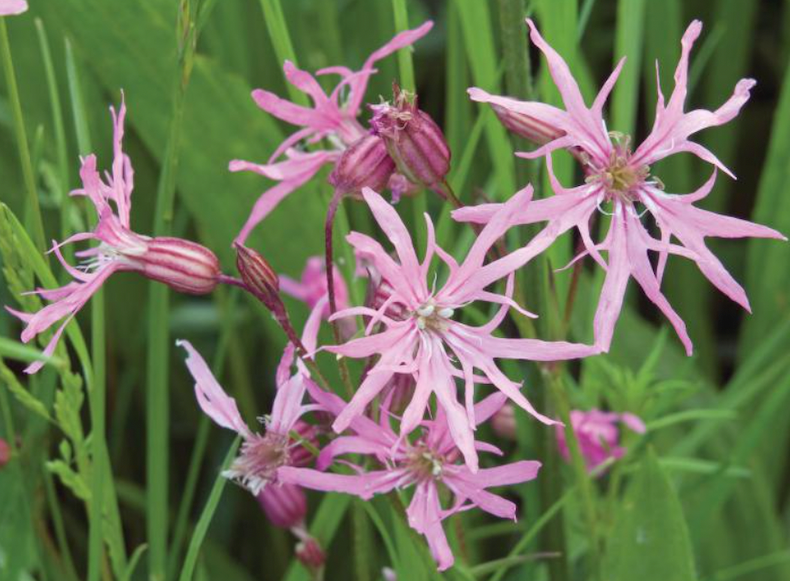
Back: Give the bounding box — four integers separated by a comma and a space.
458, 19, 786, 355
280, 256, 349, 318
0, 0, 27, 16
7, 96, 220, 374
230, 22, 433, 243
326, 187, 595, 471
280, 388, 540, 571
178, 298, 326, 495
556, 410, 646, 474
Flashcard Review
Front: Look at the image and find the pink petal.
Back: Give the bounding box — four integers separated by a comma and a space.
178, 340, 252, 438
277, 467, 402, 500
360, 188, 427, 300
0, 0, 28, 16
346, 21, 434, 115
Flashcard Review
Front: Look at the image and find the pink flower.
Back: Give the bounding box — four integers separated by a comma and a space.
280, 256, 349, 318
230, 22, 433, 243
7, 95, 221, 374
280, 388, 541, 571
556, 410, 646, 474
326, 187, 595, 471
0, 0, 27, 16
458, 20, 786, 355
178, 298, 326, 495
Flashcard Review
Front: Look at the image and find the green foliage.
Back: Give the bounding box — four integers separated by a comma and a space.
604, 450, 697, 581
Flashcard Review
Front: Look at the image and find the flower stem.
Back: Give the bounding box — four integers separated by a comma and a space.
0, 19, 47, 255
147, 3, 200, 578
324, 189, 356, 398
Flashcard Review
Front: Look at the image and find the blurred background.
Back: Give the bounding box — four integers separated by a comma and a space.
1, 1, 790, 580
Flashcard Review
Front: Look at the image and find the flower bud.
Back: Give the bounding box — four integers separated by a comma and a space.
370, 84, 450, 189
295, 536, 326, 570
328, 133, 395, 197
0, 438, 10, 469
139, 237, 220, 294
491, 104, 565, 145
257, 483, 307, 529
235, 243, 280, 308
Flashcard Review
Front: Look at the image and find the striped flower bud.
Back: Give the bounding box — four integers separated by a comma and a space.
257, 483, 307, 529
370, 84, 450, 189
328, 133, 395, 197
139, 236, 220, 294
491, 103, 565, 145
235, 243, 280, 308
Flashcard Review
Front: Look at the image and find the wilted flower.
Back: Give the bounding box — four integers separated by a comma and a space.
556, 410, 646, 473
370, 84, 450, 190
7, 96, 221, 374
280, 388, 540, 571
325, 187, 595, 471
0, 0, 27, 16
458, 19, 786, 355
230, 22, 433, 243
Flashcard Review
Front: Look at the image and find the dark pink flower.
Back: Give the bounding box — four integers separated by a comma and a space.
458, 20, 786, 355
556, 410, 645, 474
230, 22, 433, 242
179, 299, 326, 495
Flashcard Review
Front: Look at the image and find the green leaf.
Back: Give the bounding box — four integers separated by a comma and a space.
604, 449, 697, 581
0, 359, 52, 422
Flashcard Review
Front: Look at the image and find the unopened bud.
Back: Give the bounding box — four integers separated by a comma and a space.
258, 483, 307, 529
491, 104, 565, 145
295, 536, 326, 570
329, 133, 395, 197
370, 84, 450, 189
0, 438, 10, 469
235, 243, 280, 308
138, 237, 220, 294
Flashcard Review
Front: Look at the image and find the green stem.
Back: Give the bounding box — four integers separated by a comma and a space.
258, 0, 307, 106
87, 288, 106, 581
0, 19, 47, 255
147, 4, 200, 579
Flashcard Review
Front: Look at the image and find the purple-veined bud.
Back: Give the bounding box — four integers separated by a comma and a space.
328, 134, 395, 197
257, 483, 307, 529
370, 84, 450, 189
235, 243, 280, 307
138, 236, 221, 294
295, 536, 326, 570
491, 104, 566, 145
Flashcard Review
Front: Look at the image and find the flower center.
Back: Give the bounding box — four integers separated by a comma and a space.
407, 444, 445, 481
585, 132, 650, 202
223, 433, 290, 494
414, 299, 454, 333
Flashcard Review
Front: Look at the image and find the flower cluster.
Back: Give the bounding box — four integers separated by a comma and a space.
6, 13, 784, 574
